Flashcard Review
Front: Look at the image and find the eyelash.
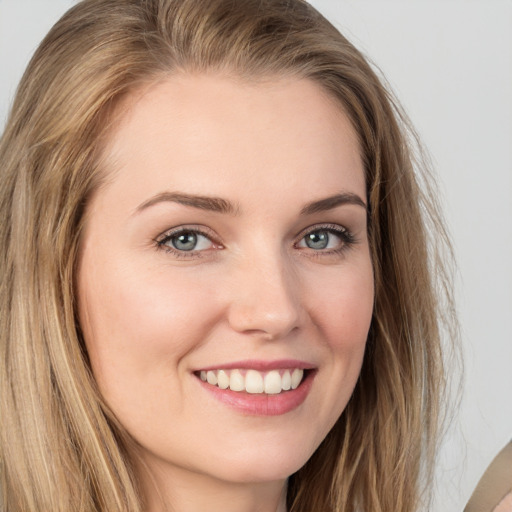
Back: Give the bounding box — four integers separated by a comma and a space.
155, 223, 356, 259
156, 226, 220, 259
295, 224, 356, 257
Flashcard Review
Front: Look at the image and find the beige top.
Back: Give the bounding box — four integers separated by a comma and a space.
464, 442, 512, 512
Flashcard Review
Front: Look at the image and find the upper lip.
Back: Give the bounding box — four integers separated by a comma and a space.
194, 359, 315, 372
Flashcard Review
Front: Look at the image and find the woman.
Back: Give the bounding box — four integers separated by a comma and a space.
0, 0, 456, 511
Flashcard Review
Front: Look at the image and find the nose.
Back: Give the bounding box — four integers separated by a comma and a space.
226, 251, 303, 340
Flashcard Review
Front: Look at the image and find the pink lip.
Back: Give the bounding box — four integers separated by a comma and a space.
195, 367, 316, 416
195, 359, 314, 372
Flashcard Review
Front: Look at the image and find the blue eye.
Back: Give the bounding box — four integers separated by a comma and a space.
297, 226, 354, 252
304, 230, 330, 250
172, 231, 199, 251
158, 228, 216, 254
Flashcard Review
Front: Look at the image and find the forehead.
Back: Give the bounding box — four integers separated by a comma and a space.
96, 73, 365, 212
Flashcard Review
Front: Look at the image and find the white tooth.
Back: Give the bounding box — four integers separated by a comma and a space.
200, 371, 207, 382
217, 370, 229, 389
282, 370, 292, 391
245, 370, 264, 393
206, 370, 218, 385
229, 369, 245, 391
291, 369, 304, 389
264, 370, 283, 394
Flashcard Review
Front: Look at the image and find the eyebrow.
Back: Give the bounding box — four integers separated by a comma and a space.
300, 193, 367, 215
135, 192, 239, 215
135, 191, 367, 216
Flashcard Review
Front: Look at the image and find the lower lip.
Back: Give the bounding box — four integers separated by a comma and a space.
196, 371, 315, 416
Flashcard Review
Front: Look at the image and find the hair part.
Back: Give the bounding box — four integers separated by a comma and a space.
0, 1, 457, 511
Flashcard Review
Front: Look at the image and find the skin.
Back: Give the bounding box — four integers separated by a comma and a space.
77, 74, 374, 512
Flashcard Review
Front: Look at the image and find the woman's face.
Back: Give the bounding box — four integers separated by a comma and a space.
78, 75, 373, 489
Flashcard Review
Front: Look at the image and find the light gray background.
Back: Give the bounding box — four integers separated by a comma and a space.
1, 1, 511, 511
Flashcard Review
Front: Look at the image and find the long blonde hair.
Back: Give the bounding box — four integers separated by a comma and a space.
0, 1, 457, 510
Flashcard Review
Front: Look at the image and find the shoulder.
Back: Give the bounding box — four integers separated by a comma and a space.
465, 441, 512, 512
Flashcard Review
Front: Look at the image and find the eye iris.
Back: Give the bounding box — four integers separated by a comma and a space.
305, 231, 329, 250
172, 232, 197, 251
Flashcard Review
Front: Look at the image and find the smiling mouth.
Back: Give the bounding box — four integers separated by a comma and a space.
196, 368, 307, 395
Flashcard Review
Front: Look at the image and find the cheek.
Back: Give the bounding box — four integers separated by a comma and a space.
309, 260, 373, 396
288, 262, 373, 446
77, 255, 218, 395
311, 262, 374, 350
77, 265, 222, 438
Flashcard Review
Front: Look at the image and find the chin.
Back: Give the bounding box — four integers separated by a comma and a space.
205, 440, 318, 485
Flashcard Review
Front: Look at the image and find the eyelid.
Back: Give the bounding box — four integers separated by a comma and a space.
294, 223, 356, 252
295, 223, 350, 240
155, 225, 223, 257
155, 224, 216, 243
